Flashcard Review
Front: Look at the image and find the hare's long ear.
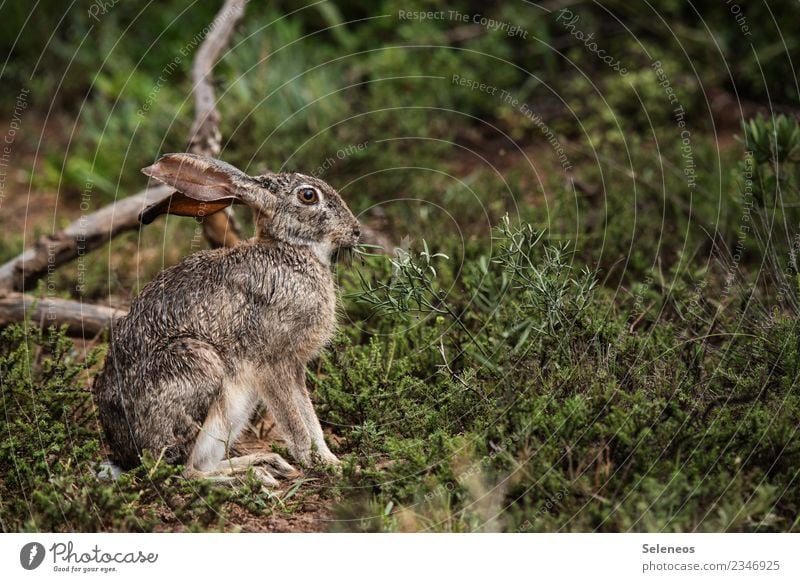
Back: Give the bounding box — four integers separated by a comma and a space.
139, 153, 265, 224
138, 192, 240, 224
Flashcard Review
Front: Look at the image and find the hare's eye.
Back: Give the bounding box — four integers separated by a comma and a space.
297, 187, 319, 205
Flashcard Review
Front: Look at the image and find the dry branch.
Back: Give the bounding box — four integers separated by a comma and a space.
0, 292, 126, 337
0, 185, 172, 292
0, 0, 246, 292
186, 0, 247, 248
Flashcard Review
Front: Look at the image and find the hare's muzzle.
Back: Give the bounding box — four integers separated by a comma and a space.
332, 225, 361, 265
339, 224, 360, 248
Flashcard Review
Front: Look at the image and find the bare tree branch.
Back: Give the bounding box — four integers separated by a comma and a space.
0, 185, 172, 292
189, 0, 246, 157
0, 292, 126, 337
0, 0, 248, 292
187, 0, 247, 248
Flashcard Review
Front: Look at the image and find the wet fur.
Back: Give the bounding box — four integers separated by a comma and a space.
93, 154, 359, 478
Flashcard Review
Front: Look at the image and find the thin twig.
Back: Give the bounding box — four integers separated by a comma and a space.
628, 300, 656, 334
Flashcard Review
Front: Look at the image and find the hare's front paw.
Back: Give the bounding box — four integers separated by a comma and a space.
291, 447, 315, 468
312, 449, 342, 475
316, 450, 340, 466
292, 447, 340, 469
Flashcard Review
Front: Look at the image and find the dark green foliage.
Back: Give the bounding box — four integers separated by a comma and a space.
320, 202, 800, 531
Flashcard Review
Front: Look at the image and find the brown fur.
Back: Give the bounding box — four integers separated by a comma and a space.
93, 154, 360, 482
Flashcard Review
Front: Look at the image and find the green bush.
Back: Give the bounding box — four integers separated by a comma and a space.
319, 211, 800, 532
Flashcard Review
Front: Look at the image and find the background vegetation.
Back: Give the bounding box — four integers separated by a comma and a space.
1, 0, 799, 531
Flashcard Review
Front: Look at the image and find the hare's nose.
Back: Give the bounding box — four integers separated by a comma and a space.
352, 226, 361, 239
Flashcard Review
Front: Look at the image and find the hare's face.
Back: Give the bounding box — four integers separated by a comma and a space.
257, 173, 361, 252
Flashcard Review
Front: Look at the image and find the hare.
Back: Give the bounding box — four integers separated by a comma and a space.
93, 153, 360, 485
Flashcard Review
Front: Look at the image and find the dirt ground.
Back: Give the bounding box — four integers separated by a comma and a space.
231, 417, 339, 532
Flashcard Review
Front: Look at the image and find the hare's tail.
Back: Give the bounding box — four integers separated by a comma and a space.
96, 460, 124, 481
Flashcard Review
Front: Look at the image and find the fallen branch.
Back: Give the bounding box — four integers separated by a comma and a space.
0, 0, 393, 335
0, 292, 126, 337
0, 185, 172, 292
0, 0, 248, 293
189, 0, 246, 157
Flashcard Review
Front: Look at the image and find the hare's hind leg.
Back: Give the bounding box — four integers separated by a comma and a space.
185, 453, 297, 486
